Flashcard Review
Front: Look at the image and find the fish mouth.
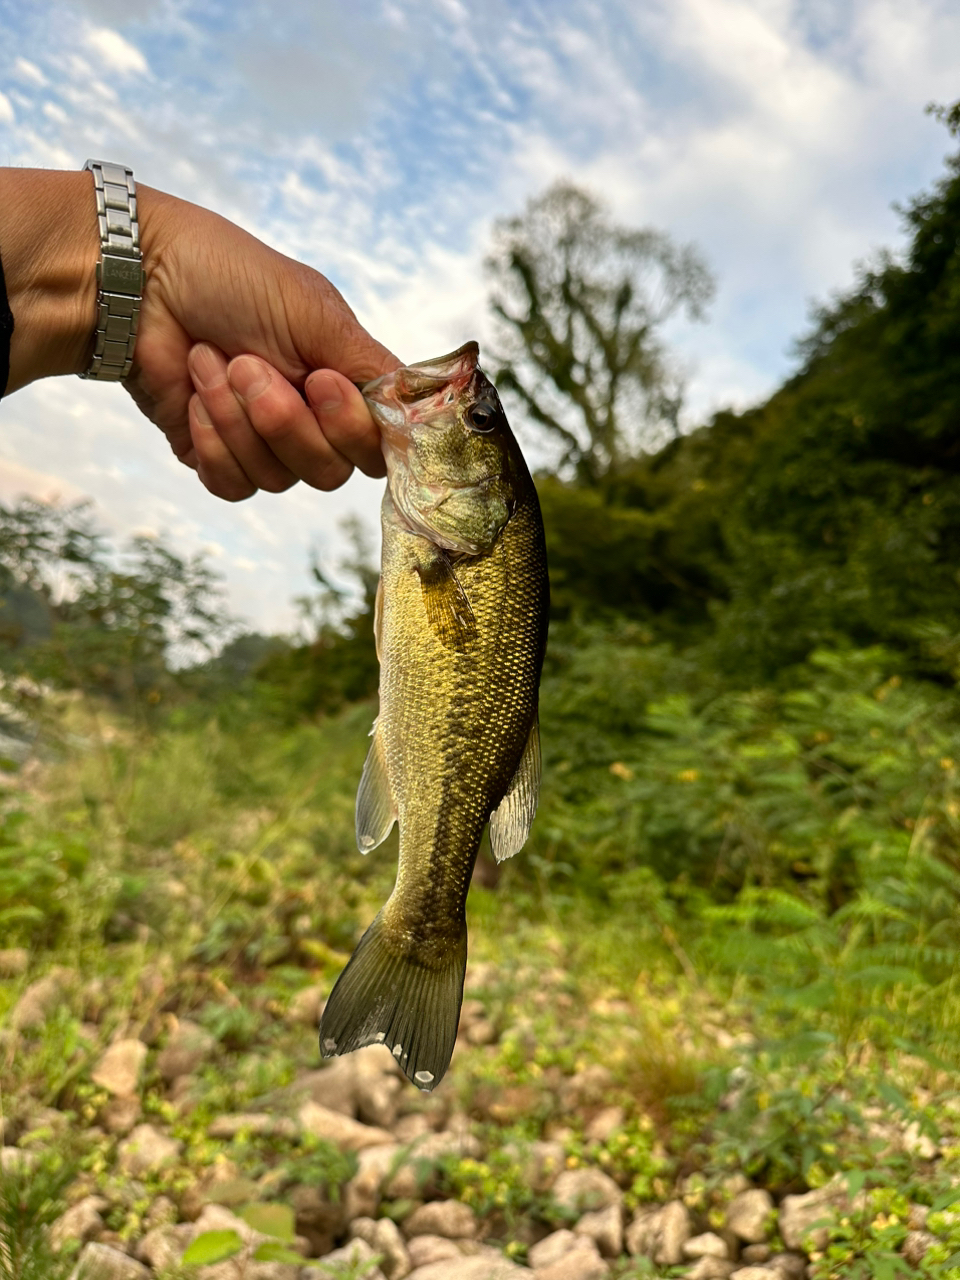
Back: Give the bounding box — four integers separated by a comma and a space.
361, 342, 481, 425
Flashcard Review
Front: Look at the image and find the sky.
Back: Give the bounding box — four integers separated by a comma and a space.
0, 0, 957, 633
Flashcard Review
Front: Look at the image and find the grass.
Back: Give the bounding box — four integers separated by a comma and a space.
2, 644, 960, 1276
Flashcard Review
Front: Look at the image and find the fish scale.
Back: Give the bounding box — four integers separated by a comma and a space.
317, 342, 549, 1089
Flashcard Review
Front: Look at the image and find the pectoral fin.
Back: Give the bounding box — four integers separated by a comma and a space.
489, 715, 541, 862
356, 727, 396, 853
415, 547, 477, 652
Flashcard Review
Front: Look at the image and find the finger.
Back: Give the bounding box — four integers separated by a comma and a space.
188, 345, 297, 494
305, 370, 387, 480
189, 395, 257, 502
226, 356, 355, 492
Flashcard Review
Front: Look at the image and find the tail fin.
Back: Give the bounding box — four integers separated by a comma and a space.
318, 910, 467, 1091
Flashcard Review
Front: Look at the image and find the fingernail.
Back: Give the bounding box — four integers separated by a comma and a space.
228, 355, 271, 401
193, 398, 211, 426
191, 343, 224, 391
307, 373, 342, 413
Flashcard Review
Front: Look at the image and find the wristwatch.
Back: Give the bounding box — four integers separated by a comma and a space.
80, 159, 144, 381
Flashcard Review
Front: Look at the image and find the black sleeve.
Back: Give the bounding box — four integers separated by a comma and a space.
0, 250, 12, 397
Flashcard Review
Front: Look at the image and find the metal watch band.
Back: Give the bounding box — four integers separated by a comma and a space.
80, 159, 144, 381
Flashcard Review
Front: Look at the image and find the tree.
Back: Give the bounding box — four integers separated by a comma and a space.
485, 181, 715, 484
0, 498, 233, 702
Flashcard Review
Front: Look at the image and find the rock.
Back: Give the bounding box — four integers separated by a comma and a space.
393, 1114, 434, 1144
656, 1200, 693, 1266
575, 1203, 622, 1257
684, 1232, 729, 1260
779, 1177, 852, 1251
356, 1063, 404, 1130
403, 1200, 478, 1240
765, 1255, 807, 1280
726, 1189, 774, 1243
351, 1216, 412, 1279
198, 1261, 299, 1280
585, 1105, 625, 1143
117, 1124, 182, 1176
298, 1100, 394, 1150
208, 1113, 297, 1140
0, 947, 28, 977
156, 1020, 216, 1083
741, 1245, 771, 1264
465, 1018, 498, 1045
308, 1239, 386, 1280
343, 1143, 403, 1220
10, 968, 73, 1031
529, 1230, 579, 1269
136, 1223, 193, 1270
0, 1147, 35, 1173
288, 1183, 346, 1252
51, 1196, 108, 1251
67, 1243, 150, 1280
408, 1236, 461, 1267
407, 1125, 482, 1162
625, 1201, 691, 1265
92, 1038, 147, 1097
520, 1140, 566, 1193
902, 1121, 938, 1160
300, 1060, 358, 1116
286, 984, 325, 1025
686, 1260, 736, 1280
908, 1203, 930, 1231
143, 1196, 177, 1231
102, 1096, 141, 1136
552, 1168, 623, 1215
533, 1238, 607, 1280
902, 1231, 939, 1267
558, 1064, 614, 1108
350, 1044, 405, 1128
407, 1256, 527, 1280
730, 1269, 780, 1280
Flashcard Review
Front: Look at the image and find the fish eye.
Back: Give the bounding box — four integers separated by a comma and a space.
466, 399, 498, 432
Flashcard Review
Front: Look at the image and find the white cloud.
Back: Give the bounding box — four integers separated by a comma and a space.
0, 92, 13, 125
83, 26, 149, 76
12, 57, 46, 86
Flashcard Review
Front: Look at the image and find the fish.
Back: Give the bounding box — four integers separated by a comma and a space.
317, 341, 549, 1091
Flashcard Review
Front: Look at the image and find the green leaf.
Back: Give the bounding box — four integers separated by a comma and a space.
238, 1202, 295, 1241
181, 1229, 244, 1265
844, 1169, 866, 1198
252, 1240, 305, 1264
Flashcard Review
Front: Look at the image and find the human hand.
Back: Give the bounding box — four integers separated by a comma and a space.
130, 186, 399, 500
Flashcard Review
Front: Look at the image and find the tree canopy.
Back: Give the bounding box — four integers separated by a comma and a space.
485, 180, 714, 484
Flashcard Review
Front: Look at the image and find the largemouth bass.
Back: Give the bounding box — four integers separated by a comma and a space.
318, 341, 549, 1091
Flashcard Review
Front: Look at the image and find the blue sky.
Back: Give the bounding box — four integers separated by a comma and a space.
0, 0, 958, 630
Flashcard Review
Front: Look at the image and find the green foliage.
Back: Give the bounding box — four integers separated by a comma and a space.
0, 804, 90, 947
181, 1230, 244, 1265
525, 119, 960, 681
0, 1150, 73, 1280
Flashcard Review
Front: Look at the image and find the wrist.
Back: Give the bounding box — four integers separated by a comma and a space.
0, 169, 99, 393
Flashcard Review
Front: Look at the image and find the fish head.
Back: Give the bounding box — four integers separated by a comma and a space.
362, 342, 525, 556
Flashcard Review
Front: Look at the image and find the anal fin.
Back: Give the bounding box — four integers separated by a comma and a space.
489, 714, 541, 863
356, 728, 396, 853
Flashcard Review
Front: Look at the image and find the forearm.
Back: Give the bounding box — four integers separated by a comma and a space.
0, 169, 101, 393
